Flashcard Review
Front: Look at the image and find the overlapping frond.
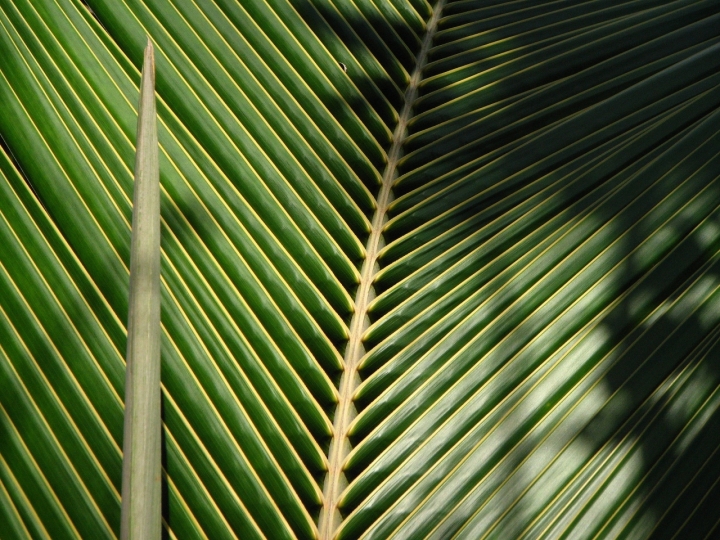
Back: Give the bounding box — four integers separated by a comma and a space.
338, 1, 720, 538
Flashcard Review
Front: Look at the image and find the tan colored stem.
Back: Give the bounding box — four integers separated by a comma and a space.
317, 3, 446, 538
120, 39, 162, 540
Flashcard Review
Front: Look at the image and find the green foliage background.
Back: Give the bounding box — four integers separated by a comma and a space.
0, 0, 719, 538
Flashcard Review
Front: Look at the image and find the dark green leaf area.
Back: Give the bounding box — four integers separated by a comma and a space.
340, 3, 720, 539
352, 158, 720, 468
367, 89, 716, 331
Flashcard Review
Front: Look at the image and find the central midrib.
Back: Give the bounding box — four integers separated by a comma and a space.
317, 2, 447, 538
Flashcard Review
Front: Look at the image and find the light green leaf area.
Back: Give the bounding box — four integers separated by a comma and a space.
1, 0, 719, 539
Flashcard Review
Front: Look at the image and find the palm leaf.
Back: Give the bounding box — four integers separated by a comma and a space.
0, 0, 719, 539
121, 39, 161, 540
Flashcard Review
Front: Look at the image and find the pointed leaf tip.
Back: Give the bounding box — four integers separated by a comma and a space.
121, 32, 161, 540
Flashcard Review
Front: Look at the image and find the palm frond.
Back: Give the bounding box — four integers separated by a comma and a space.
0, 1, 719, 539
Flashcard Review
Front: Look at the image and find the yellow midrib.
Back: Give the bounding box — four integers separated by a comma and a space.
317, 2, 448, 538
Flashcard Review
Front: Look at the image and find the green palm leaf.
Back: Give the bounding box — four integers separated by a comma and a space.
0, 0, 719, 539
